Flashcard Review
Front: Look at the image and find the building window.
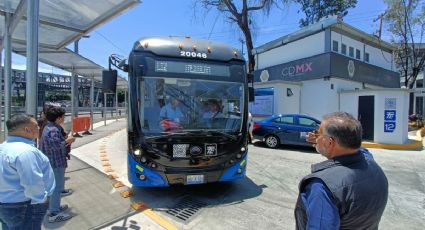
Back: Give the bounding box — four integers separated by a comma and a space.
349, 47, 354, 57
417, 79, 423, 88
341, 43, 347, 55
356, 49, 361, 59
365, 52, 370, 62
332, 40, 339, 52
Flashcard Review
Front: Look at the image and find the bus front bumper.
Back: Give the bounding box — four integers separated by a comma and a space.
128, 154, 247, 187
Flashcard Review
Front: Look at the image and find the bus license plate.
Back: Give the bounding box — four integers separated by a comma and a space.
187, 175, 204, 184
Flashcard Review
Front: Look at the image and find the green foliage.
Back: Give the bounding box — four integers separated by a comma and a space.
384, 0, 425, 88
296, 0, 357, 27
194, 0, 289, 73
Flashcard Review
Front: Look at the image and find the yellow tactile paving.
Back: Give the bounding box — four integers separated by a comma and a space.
104, 167, 114, 173
108, 173, 119, 179
112, 181, 125, 188
100, 133, 179, 230
120, 190, 133, 198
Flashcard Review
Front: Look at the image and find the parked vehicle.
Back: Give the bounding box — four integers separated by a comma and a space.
252, 114, 321, 148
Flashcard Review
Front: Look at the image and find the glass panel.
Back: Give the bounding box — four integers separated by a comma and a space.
0, 0, 130, 29
140, 77, 244, 136
280, 116, 294, 124
332, 40, 338, 52
349, 47, 354, 57
2, 0, 136, 49
341, 44, 347, 55
299, 117, 317, 127
356, 49, 361, 59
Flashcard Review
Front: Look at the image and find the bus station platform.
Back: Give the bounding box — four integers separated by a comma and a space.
41, 119, 168, 230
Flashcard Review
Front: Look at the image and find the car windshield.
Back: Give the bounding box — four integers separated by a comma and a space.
138, 77, 244, 137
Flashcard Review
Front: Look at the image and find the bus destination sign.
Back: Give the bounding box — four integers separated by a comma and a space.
155, 61, 230, 77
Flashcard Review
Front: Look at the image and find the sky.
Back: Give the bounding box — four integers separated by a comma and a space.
9, 0, 389, 77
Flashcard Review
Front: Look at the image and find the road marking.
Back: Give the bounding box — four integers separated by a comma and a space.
131, 202, 179, 230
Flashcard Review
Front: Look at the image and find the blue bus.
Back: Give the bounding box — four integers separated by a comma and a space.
107, 37, 251, 187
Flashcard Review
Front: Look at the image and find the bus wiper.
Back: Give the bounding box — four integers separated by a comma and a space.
185, 130, 237, 141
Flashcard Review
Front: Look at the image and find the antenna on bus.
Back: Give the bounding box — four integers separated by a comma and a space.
108, 54, 128, 72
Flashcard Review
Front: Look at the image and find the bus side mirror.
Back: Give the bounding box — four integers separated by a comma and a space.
249, 87, 255, 102
102, 69, 118, 93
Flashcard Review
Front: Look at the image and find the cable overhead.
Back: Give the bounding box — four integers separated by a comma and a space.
95, 31, 127, 56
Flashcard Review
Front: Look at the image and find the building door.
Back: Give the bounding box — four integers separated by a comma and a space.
358, 96, 374, 140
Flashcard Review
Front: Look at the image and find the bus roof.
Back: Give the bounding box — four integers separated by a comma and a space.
132, 36, 245, 62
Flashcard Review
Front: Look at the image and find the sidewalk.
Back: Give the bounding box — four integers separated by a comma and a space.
41, 119, 165, 230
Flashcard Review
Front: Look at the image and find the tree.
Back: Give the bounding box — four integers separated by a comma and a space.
295, 0, 357, 27
384, 0, 425, 89
194, 0, 288, 74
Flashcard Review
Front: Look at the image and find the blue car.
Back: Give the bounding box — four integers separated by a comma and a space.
252, 114, 321, 148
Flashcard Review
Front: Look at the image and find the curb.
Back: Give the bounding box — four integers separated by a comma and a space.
362, 135, 423, 150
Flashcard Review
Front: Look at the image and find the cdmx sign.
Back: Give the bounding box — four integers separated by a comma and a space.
281, 62, 313, 77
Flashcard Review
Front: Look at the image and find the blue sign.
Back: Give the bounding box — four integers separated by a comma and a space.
384, 122, 396, 133
384, 110, 396, 121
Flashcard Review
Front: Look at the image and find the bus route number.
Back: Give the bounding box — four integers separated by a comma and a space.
180, 51, 207, 59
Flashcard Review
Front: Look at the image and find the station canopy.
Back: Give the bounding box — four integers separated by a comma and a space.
0, 0, 139, 88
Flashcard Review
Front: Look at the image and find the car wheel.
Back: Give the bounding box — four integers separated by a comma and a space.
265, 135, 280, 148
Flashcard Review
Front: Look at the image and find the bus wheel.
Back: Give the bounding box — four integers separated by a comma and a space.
265, 135, 279, 148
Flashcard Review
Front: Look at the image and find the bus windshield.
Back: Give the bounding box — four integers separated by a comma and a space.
139, 76, 244, 136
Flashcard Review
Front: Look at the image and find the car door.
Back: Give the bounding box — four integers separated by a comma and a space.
294, 116, 320, 146
274, 115, 299, 145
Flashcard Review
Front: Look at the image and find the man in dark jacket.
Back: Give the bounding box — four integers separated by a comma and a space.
294, 112, 388, 230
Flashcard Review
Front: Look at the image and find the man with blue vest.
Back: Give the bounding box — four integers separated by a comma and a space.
295, 112, 388, 229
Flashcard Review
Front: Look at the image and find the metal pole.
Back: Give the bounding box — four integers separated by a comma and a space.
115, 92, 118, 121
0, 53, 2, 133
25, 0, 39, 116
124, 89, 127, 117
90, 76, 94, 131
4, 12, 12, 138
71, 69, 75, 134
103, 93, 107, 126
95, 90, 99, 107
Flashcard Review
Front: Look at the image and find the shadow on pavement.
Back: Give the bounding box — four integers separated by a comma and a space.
129, 176, 263, 210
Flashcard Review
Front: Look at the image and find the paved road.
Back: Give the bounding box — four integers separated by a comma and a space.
56, 121, 425, 230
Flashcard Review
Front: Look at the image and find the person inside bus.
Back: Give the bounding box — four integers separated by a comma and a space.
202, 100, 224, 119
159, 97, 184, 130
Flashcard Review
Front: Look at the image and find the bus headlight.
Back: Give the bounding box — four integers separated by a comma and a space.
236, 153, 242, 159
240, 147, 246, 152
140, 156, 147, 164
139, 174, 146, 180
237, 168, 243, 174
134, 149, 141, 156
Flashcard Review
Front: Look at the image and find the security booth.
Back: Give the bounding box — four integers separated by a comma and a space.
339, 89, 410, 144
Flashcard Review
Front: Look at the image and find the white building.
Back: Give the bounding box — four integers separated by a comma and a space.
251, 17, 408, 144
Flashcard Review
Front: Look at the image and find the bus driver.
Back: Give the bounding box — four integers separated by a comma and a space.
159, 97, 184, 130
